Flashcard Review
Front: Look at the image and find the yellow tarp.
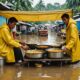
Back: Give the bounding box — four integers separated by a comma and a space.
0, 9, 72, 22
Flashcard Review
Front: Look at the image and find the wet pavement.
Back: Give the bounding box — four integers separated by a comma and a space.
0, 30, 80, 80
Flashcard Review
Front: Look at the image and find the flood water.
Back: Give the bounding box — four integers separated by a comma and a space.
0, 65, 80, 80
17, 30, 64, 45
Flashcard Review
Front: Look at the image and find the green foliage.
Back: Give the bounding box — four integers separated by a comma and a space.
34, 0, 45, 11
34, 0, 65, 11
0, 0, 33, 11
66, 0, 80, 13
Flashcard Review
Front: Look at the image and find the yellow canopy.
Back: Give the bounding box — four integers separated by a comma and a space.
0, 9, 72, 22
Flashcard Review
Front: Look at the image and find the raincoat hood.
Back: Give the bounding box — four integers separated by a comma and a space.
0, 23, 8, 29
67, 18, 76, 29
0, 23, 11, 32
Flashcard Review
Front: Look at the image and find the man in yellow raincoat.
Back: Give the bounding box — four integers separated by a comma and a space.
61, 13, 80, 63
0, 17, 28, 63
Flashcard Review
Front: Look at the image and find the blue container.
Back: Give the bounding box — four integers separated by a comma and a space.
76, 21, 80, 31
0, 16, 6, 27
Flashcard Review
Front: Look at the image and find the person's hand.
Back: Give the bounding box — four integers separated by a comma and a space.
21, 45, 29, 50
61, 46, 67, 52
19, 42, 26, 46
60, 41, 66, 48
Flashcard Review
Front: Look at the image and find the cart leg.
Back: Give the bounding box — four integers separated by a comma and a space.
28, 62, 30, 68
60, 61, 63, 67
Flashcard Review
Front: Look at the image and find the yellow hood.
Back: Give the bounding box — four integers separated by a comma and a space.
67, 18, 76, 28
0, 23, 7, 29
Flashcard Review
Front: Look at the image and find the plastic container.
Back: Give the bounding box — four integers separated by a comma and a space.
0, 57, 4, 67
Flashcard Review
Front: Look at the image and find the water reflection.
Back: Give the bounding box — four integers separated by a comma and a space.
0, 66, 4, 76
17, 30, 64, 45
0, 65, 80, 80
21, 66, 80, 80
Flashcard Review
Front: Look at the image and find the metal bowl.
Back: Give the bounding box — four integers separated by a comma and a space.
36, 45, 50, 50
46, 48, 63, 58
25, 50, 44, 58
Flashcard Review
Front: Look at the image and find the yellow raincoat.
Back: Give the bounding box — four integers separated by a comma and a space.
0, 24, 21, 62
66, 18, 80, 62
